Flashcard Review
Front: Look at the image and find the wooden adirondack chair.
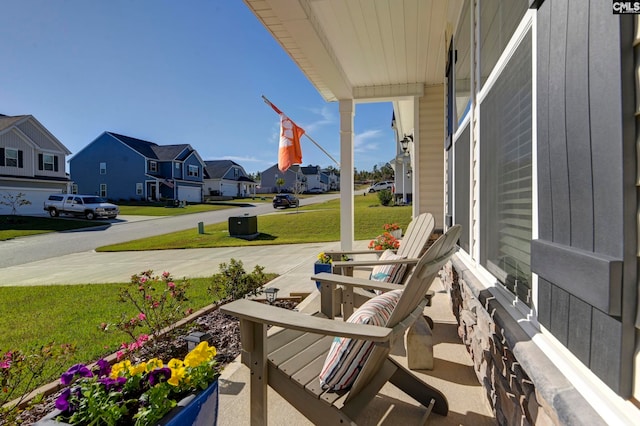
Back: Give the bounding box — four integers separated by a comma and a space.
325, 212, 436, 318
220, 225, 461, 425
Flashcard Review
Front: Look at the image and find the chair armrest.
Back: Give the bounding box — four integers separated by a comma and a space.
332, 257, 419, 270
331, 257, 420, 276
324, 249, 385, 258
220, 299, 391, 342
312, 272, 404, 293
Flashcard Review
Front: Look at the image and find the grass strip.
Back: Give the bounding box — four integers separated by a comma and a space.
98, 197, 411, 251
0, 216, 108, 241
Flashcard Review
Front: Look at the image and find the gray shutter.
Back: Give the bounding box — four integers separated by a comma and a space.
18, 150, 23, 168
532, 0, 635, 396
0, 148, 4, 166
38, 153, 43, 170
54, 156, 59, 172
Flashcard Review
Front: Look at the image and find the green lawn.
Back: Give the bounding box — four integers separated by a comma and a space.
98, 196, 412, 251
0, 270, 276, 397
117, 202, 236, 216
0, 215, 108, 241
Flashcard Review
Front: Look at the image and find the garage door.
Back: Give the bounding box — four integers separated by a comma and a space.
0, 188, 61, 215
177, 185, 202, 203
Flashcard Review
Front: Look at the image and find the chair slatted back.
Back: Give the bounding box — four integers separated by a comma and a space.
344, 225, 461, 402
396, 213, 435, 259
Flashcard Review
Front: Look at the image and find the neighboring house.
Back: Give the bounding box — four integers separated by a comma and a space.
300, 165, 325, 192
70, 132, 205, 202
0, 114, 71, 215
203, 160, 257, 197
258, 164, 302, 193
322, 167, 340, 191
244, 1, 639, 424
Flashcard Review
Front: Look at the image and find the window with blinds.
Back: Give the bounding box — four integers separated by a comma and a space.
480, 29, 532, 306
454, 124, 470, 253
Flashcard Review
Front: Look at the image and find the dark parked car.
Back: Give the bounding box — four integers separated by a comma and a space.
273, 194, 299, 209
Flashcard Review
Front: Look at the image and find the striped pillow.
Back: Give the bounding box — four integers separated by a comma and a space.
319, 289, 403, 391
370, 250, 407, 295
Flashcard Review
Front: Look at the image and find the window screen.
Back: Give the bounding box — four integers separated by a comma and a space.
454, 124, 471, 253
455, 1, 472, 125
480, 29, 532, 306
479, 0, 528, 89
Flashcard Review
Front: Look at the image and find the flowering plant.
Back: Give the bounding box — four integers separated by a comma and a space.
0, 344, 75, 424
317, 252, 332, 264
316, 252, 350, 264
368, 232, 400, 251
383, 223, 400, 232
107, 270, 192, 361
54, 341, 218, 426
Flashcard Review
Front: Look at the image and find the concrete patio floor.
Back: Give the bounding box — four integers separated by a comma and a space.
217, 247, 495, 425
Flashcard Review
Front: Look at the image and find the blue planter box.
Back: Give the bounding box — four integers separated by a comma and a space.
314, 262, 332, 290
36, 380, 219, 426
161, 379, 219, 425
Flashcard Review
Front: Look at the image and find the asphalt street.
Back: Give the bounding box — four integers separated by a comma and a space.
0, 193, 339, 269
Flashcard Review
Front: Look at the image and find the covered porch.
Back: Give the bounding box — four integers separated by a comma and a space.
239, 0, 639, 424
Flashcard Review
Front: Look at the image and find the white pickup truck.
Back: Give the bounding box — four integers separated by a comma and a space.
43, 194, 119, 220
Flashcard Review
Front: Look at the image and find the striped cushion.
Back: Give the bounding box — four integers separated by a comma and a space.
370, 250, 407, 295
319, 289, 403, 391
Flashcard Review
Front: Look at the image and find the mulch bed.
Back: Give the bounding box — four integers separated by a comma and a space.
8, 299, 298, 425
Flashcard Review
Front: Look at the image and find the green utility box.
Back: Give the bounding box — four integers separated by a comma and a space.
228, 215, 258, 240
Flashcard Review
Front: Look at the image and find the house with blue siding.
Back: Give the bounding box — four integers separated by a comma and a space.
70, 132, 205, 202
203, 160, 256, 197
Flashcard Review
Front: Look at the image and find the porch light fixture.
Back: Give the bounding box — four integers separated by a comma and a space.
406, 169, 412, 178
265, 287, 279, 304
400, 135, 413, 156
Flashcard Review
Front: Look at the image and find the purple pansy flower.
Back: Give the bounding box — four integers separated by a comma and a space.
55, 388, 71, 411
98, 376, 127, 391
60, 364, 93, 385
94, 358, 111, 378
147, 367, 171, 386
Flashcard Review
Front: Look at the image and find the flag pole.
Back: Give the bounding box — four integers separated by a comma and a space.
262, 95, 341, 169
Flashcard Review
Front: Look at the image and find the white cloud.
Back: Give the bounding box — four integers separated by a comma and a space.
301, 105, 335, 133
354, 129, 382, 153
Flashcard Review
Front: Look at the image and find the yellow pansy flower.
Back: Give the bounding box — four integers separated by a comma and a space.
145, 358, 164, 371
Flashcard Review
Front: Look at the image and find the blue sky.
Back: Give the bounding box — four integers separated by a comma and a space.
0, 1, 396, 175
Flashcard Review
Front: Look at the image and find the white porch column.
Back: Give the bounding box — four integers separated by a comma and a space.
412, 96, 420, 218
339, 99, 354, 250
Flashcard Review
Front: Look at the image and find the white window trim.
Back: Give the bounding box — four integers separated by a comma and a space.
188, 165, 199, 177
100, 162, 107, 175
42, 153, 55, 171
149, 161, 157, 172
100, 184, 107, 198
5, 147, 18, 167
471, 10, 535, 318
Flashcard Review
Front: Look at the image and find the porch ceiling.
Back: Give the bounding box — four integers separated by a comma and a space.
244, 0, 463, 103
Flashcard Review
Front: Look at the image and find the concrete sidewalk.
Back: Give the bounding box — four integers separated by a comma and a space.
0, 241, 362, 291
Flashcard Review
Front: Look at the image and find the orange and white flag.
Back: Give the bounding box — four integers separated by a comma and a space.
266, 100, 304, 172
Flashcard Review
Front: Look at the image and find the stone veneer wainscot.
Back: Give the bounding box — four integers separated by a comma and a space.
441, 257, 605, 425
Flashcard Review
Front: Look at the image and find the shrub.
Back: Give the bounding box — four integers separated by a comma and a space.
208, 259, 272, 303
377, 189, 393, 206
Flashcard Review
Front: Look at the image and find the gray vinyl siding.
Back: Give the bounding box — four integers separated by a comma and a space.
0, 130, 33, 177
17, 120, 60, 151
532, 0, 636, 396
